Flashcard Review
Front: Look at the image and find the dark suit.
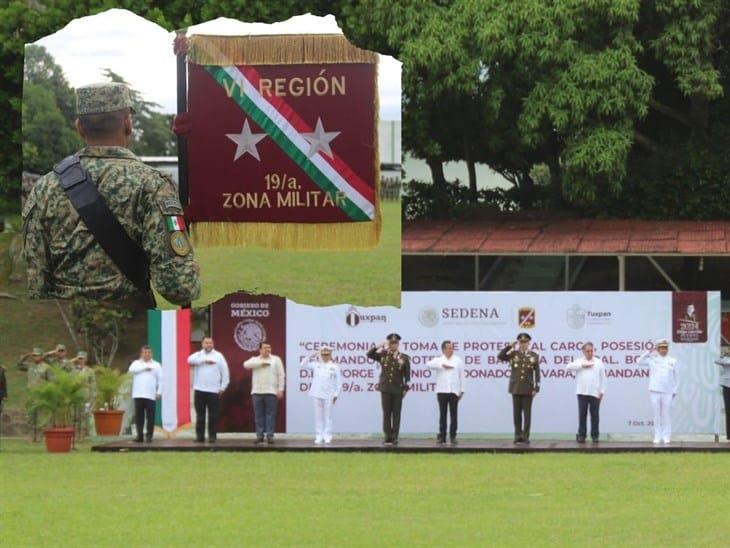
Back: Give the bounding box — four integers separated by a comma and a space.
498, 345, 541, 441
367, 347, 411, 442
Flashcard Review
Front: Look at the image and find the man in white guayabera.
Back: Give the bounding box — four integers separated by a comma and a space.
638, 339, 679, 445
300, 347, 342, 445
425, 340, 465, 445
128, 345, 162, 443
187, 336, 230, 443
565, 342, 607, 443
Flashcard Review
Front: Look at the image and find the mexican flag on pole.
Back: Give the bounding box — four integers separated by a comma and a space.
148, 309, 191, 433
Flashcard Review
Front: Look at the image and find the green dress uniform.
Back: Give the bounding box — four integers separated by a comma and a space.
366, 346, 411, 443
22, 83, 200, 306
498, 344, 541, 443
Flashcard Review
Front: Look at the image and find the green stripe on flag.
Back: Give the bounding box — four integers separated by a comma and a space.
207, 66, 371, 222
147, 310, 163, 427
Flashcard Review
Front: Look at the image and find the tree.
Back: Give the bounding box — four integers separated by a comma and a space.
70, 301, 133, 367
22, 81, 83, 174
24, 44, 77, 126
102, 68, 177, 156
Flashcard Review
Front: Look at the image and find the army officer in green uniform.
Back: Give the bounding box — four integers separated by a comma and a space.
497, 333, 541, 444
366, 333, 411, 446
23, 82, 200, 307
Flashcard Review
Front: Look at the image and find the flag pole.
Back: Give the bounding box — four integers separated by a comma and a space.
175, 29, 189, 207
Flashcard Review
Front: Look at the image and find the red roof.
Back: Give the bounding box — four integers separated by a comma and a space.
402, 219, 730, 255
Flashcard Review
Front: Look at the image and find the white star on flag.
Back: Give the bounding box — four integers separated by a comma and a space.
301, 118, 341, 159
226, 119, 266, 161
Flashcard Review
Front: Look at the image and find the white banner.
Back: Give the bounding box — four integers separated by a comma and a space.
285, 292, 722, 435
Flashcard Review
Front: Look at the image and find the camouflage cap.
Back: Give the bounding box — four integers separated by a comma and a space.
56, 344, 66, 351
76, 82, 136, 116
77, 351, 88, 359
32, 347, 43, 356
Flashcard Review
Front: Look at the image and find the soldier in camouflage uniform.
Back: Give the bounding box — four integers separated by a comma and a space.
498, 333, 541, 445
44, 344, 74, 372
24, 347, 51, 441
366, 333, 411, 446
71, 351, 96, 440
22, 82, 200, 306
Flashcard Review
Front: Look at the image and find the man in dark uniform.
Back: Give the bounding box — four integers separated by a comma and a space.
497, 333, 541, 444
366, 333, 411, 446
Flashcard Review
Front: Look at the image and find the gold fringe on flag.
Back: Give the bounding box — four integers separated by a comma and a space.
188, 34, 379, 65
190, 219, 381, 251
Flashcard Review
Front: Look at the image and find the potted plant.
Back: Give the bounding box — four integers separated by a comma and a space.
27, 366, 87, 453
93, 366, 128, 436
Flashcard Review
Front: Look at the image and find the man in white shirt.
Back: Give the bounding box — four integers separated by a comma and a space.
188, 336, 229, 443
425, 340, 464, 445
243, 342, 285, 444
128, 345, 162, 442
301, 346, 341, 445
714, 346, 730, 442
638, 338, 679, 444
566, 342, 607, 443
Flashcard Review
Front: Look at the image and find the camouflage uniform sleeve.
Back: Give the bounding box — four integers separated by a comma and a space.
22, 181, 53, 298
141, 173, 201, 305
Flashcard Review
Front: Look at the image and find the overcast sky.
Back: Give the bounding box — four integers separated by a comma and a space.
33, 9, 401, 120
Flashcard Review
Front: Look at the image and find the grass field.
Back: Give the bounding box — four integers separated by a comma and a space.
185, 201, 402, 309
2, 438, 729, 546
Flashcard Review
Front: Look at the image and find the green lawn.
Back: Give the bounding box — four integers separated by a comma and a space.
186, 201, 401, 309
2, 439, 729, 546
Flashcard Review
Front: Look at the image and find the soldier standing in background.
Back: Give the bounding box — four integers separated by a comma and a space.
366, 333, 411, 446
497, 333, 541, 445
72, 351, 97, 441
22, 82, 200, 307
24, 348, 51, 441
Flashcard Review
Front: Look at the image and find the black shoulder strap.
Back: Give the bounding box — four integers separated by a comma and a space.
53, 155, 156, 308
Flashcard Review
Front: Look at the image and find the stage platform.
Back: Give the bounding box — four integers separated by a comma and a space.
92, 437, 730, 454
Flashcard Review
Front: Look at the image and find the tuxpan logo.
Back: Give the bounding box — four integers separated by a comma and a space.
234, 320, 267, 352
345, 306, 387, 328
566, 304, 612, 329
418, 306, 439, 327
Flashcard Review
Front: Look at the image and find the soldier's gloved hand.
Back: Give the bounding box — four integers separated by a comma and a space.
172, 113, 192, 138
173, 34, 190, 56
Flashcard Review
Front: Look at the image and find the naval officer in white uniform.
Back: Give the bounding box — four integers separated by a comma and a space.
300, 347, 341, 444
638, 339, 679, 444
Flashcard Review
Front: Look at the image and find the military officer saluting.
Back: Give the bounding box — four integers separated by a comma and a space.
497, 333, 541, 444
44, 344, 74, 372
23, 82, 200, 307
366, 333, 411, 446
